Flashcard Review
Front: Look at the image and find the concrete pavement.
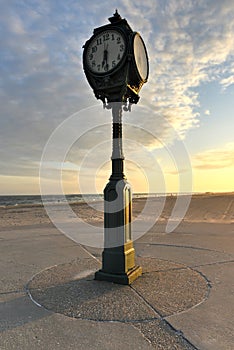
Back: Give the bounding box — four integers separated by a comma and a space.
0, 220, 234, 349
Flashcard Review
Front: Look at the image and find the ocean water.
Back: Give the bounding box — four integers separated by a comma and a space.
0, 193, 162, 208
0, 194, 103, 207
0, 193, 181, 208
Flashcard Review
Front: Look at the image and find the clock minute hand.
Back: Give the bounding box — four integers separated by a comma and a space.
102, 49, 108, 68
104, 50, 109, 71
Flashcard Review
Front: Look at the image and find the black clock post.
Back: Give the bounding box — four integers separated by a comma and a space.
82, 10, 149, 284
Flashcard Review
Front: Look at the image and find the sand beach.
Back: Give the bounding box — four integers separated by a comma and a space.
1, 192, 233, 230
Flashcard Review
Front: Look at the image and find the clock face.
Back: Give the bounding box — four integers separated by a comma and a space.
85, 30, 126, 74
133, 34, 149, 81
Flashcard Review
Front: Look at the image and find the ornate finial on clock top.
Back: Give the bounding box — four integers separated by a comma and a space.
108, 9, 122, 23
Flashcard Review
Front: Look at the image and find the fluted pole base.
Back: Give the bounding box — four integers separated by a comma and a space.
95, 103, 142, 285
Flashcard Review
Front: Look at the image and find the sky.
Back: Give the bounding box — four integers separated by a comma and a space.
0, 0, 234, 195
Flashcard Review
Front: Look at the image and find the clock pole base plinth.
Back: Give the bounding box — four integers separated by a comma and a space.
95, 265, 142, 285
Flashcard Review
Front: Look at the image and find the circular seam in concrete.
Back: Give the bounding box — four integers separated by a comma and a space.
27, 257, 209, 322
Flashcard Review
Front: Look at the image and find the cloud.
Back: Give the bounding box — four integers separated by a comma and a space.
1, 0, 234, 185
220, 76, 234, 89
192, 142, 234, 170
135, 0, 234, 137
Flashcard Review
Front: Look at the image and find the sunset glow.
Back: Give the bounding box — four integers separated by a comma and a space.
1, 1, 233, 194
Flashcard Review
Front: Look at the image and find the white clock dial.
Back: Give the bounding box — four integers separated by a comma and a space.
86, 30, 126, 74
133, 34, 149, 81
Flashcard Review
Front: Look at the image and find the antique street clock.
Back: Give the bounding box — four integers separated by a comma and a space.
82, 11, 149, 285
83, 10, 149, 103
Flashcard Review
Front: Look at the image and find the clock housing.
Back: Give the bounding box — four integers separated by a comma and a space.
82, 11, 149, 104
